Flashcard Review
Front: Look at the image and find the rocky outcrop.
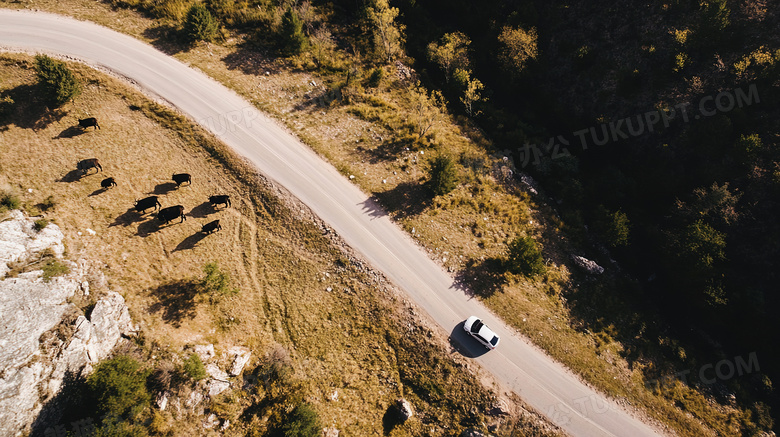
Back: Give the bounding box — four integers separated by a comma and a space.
571, 254, 605, 275
0, 211, 135, 437
227, 346, 251, 376
396, 398, 414, 422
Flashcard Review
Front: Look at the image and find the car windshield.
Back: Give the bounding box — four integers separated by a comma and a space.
490, 336, 499, 346
471, 320, 484, 333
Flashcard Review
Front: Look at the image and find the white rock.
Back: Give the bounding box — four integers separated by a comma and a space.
396, 398, 414, 421
349, 175, 355, 179
157, 391, 169, 411
193, 344, 215, 362
323, 427, 340, 437
203, 413, 219, 429
571, 255, 605, 275
227, 346, 251, 376
85, 228, 96, 236
328, 390, 338, 402
219, 420, 230, 431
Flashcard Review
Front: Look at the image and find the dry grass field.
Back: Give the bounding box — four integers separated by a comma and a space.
0, 54, 562, 436
0, 0, 766, 433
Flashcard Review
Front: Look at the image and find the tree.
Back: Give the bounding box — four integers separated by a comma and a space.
426, 153, 459, 196
409, 84, 446, 139
593, 207, 631, 248
365, 0, 404, 64
505, 235, 545, 277
280, 7, 307, 56
281, 403, 321, 437
427, 32, 471, 82
184, 3, 219, 43
453, 68, 485, 116
34, 54, 81, 108
497, 26, 538, 76
87, 355, 151, 419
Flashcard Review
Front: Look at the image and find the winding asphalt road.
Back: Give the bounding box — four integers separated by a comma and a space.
0, 10, 664, 436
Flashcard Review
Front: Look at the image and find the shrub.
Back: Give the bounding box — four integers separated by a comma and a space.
87, 355, 151, 419
594, 207, 631, 248
34, 218, 49, 231
34, 54, 81, 108
505, 235, 545, 277
183, 353, 207, 380
280, 403, 321, 437
366, 67, 384, 88
40, 195, 57, 211
201, 261, 239, 296
184, 3, 219, 43
280, 7, 307, 56
41, 259, 69, 282
426, 153, 459, 196
0, 190, 20, 212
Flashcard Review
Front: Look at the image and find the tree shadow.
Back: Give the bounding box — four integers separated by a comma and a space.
0, 83, 68, 131
356, 138, 412, 164
372, 181, 432, 219
109, 208, 145, 228
449, 322, 489, 359
454, 257, 507, 298
173, 231, 208, 252
293, 86, 342, 112
152, 182, 177, 195
188, 201, 214, 218
53, 125, 85, 139
221, 37, 280, 77
58, 170, 84, 183
148, 279, 202, 327
141, 24, 186, 55
29, 369, 92, 437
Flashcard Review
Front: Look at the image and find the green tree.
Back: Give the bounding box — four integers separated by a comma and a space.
87, 355, 151, 419
34, 54, 81, 108
505, 235, 545, 277
452, 68, 485, 116
427, 32, 471, 82
280, 7, 307, 56
201, 261, 238, 297
426, 153, 459, 196
698, 0, 729, 38
676, 220, 726, 275
365, 0, 404, 64
409, 84, 446, 139
281, 403, 321, 437
497, 26, 538, 76
594, 207, 631, 248
184, 3, 219, 43
183, 353, 207, 380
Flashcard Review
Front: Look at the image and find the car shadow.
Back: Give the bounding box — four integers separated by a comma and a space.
449, 321, 489, 358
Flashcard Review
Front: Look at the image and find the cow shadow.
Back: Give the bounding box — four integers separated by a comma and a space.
454, 257, 507, 298
449, 322, 489, 358
188, 201, 214, 218
136, 219, 162, 237
152, 182, 177, 195
58, 170, 83, 183
173, 231, 207, 252
53, 125, 86, 139
109, 208, 145, 227
148, 279, 202, 327
88, 187, 109, 197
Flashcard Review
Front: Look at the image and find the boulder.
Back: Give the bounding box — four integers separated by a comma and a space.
571, 255, 604, 275
193, 344, 215, 362
206, 364, 230, 397
227, 346, 251, 376
396, 398, 414, 422
323, 427, 340, 437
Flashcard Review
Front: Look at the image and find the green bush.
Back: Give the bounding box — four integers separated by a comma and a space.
281, 403, 321, 437
594, 207, 631, 248
280, 7, 307, 56
201, 261, 239, 296
40, 195, 57, 211
87, 355, 151, 420
366, 67, 384, 88
505, 235, 545, 277
183, 353, 207, 380
0, 191, 20, 212
34, 218, 49, 231
184, 3, 219, 43
41, 259, 69, 282
426, 153, 459, 196
34, 54, 81, 108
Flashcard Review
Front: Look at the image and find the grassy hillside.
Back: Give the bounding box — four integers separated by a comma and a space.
0, 53, 557, 436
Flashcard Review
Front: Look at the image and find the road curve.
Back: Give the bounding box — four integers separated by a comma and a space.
0, 10, 664, 437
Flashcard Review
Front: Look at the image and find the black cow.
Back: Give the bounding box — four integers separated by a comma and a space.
134, 196, 161, 214
77, 158, 102, 175
201, 219, 221, 234
209, 195, 231, 209
157, 205, 186, 224
172, 173, 191, 186
78, 117, 100, 130
101, 177, 117, 189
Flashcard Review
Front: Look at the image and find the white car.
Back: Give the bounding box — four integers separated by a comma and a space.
463, 316, 500, 350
